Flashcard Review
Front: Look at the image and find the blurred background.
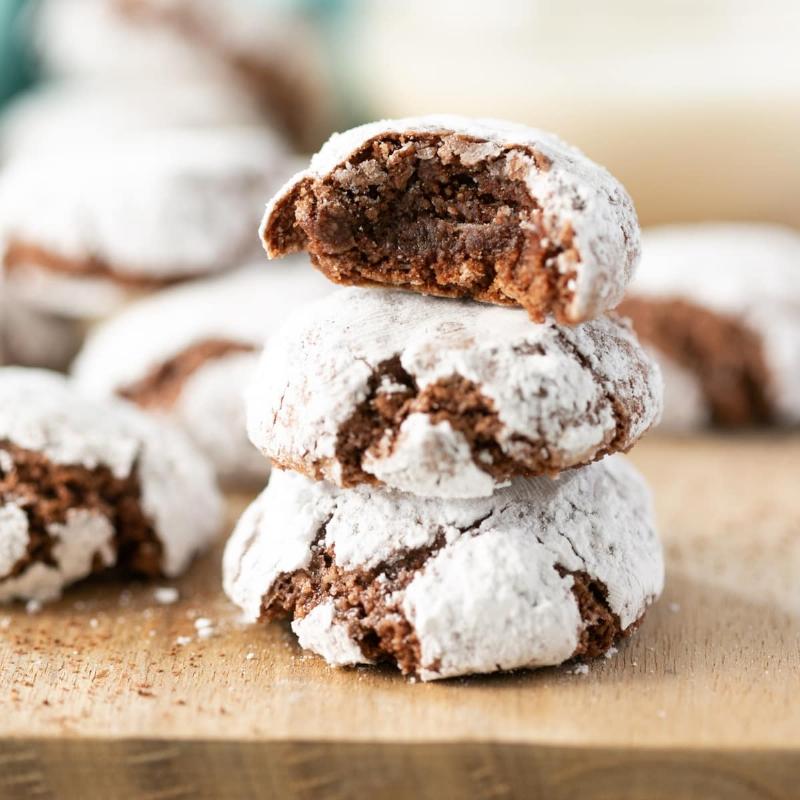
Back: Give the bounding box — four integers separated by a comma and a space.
1, 0, 799, 227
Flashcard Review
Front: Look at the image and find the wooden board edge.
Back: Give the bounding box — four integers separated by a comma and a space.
0, 738, 797, 800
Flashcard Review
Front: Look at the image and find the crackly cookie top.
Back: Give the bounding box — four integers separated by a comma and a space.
0, 368, 222, 598
0, 127, 288, 282
223, 457, 663, 681
247, 288, 662, 499
624, 223, 800, 425
261, 115, 640, 323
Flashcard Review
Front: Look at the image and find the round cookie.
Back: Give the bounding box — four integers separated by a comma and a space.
618, 223, 800, 429
72, 262, 332, 487
34, 0, 332, 149
0, 368, 223, 603
0, 127, 291, 319
223, 456, 664, 681
246, 287, 663, 499
0, 80, 267, 160
261, 115, 641, 324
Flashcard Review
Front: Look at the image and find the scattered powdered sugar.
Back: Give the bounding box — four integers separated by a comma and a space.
224, 456, 664, 681
153, 587, 180, 605
194, 617, 215, 639
247, 288, 661, 499
261, 114, 640, 322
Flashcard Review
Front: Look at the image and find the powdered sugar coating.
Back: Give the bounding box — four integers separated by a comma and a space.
0, 127, 290, 317
629, 223, 800, 425
0, 368, 223, 599
247, 288, 662, 498
261, 115, 640, 322
73, 263, 332, 486
0, 80, 266, 160
223, 457, 663, 680
34, 0, 332, 146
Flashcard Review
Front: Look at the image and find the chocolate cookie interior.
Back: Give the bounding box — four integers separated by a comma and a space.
266, 132, 578, 322
0, 441, 162, 582
619, 297, 771, 426
118, 338, 257, 410
263, 529, 625, 678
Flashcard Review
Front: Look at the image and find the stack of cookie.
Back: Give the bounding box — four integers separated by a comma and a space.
224, 116, 665, 681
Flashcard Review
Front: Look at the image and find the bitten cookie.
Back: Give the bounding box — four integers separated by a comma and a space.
34, 0, 332, 149
0, 127, 290, 319
72, 262, 331, 487
247, 288, 662, 499
224, 457, 663, 681
0, 368, 223, 603
619, 223, 800, 429
261, 115, 640, 323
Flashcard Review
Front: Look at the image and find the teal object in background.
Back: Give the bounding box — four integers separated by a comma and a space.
0, 0, 36, 107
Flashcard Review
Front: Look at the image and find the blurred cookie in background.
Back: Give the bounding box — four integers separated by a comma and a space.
1, 294, 83, 371
619, 224, 800, 431
0, 79, 268, 160
0, 126, 293, 320
72, 261, 332, 489
33, 0, 336, 149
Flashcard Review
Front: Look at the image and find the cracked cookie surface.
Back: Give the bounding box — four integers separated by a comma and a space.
261, 115, 640, 324
223, 456, 663, 681
0, 368, 223, 602
246, 288, 662, 499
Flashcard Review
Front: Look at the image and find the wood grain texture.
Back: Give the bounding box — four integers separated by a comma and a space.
1, 433, 799, 799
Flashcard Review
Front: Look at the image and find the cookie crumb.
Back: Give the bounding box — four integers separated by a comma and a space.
154, 587, 180, 605
194, 617, 215, 639
89, 618, 99, 629
245, 652, 256, 661
604, 646, 618, 659
569, 664, 590, 676
175, 635, 192, 646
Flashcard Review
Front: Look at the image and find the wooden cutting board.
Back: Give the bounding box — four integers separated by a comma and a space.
0, 434, 798, 800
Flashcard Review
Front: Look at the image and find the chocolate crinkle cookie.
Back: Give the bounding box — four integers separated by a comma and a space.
0, 127, 291, 320
72, 262, 331, 488
260, 115, 640, 323
246, 288, 663, 499
224, 456, 663, 681
618, 223, 800, 430
0, 368, 223, 603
